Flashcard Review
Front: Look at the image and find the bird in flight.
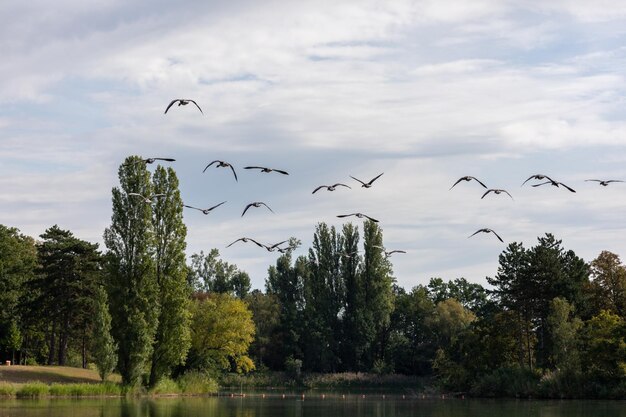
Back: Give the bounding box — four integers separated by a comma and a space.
532, 179, 576, 193
227, 237, 264, 248
522, 174, 554, 186
481, 189, 514, 200
450, 176, 487, 190
350, 173, 384, 188
183, 201, 226, 215
468, 228, 504, 243
384, 250, 407, 257
262, 240, 289, 252
242, 202, 274, 217
340, 250, 360, 258
203, 160, 238, 181
312, 183, 351, 194
244, 166, 289, 175
128, 193, 165, 203
125, 157, 175, 166
585, 179, 624, 186
337, 213, 379, 222
164, 99, 203, 114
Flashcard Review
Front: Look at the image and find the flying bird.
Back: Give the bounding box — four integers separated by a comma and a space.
203, 160, 238, 181
312, 183, 351, 194
183, 201, 226, 215
532, 179, 576, 193
522, 174, 555, 186
244, 166, 289, 175
481, 189, 514, 200
468, 228, 504, 243
124, 157, 176, 167
585, 179, 624, 186
128, 193, 165, 203
242, 202, 274, 217
164, 99, 203, 114
450, 176, 488, 190
350, 173, 384, 188
337, 213, 379, 222
262, 240, 289, 252
226, 237, 264, 248
385, 250, 407, 257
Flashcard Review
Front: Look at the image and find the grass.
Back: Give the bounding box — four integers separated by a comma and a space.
16, 382, 49, 398
0, 365, 120, 384
177, 371, 219, 394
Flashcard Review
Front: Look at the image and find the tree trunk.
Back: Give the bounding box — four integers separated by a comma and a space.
47, 323, 56, 365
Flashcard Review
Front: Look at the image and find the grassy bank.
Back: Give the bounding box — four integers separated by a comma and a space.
0, 366, 218, 398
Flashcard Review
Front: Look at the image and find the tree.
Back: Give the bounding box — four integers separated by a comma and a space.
339, 222, 363, 371
0, 225, 36, 364
103, 156, 159, 386
187, 293, 255, 373
92, 285, 117, 381
360, 220, 394, 369
589, 251, 626, 317
30, 225, 101, 366
547, 297, 582, 372
188, 249, 250, 298
245, 290, 280, 368
581, 310, 626, 382
148, 166, 191, 387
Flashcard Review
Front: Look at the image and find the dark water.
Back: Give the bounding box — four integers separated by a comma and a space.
1, 396, 626, 417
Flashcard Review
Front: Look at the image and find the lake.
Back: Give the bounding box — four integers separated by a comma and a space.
1, 395, 626, 417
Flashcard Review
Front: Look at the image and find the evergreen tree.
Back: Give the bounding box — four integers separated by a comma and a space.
30, 225, 101, 366
92, 285, 117, 381
103, 156, 159, 386
148, 166, 191, 387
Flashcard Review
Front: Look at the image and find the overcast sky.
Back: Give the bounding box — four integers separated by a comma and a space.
2, 0, 626, 290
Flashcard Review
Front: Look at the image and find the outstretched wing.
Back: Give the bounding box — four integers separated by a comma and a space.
481, 190, 493, 199
468, 229, 485, 238
269, 240, 288, 249
244, 166, 264, 170
128, 193, 144, 198
337, 214, 355, 218
227, 238, 244, 248
470, 176, 488, 189
229, 164, 238, 181
312, 185, 326, 194
490, 229, 504, 242
189, 100, 203, 114
241, 203, 254, 217
164, 99, 179, 114
203, 160, 220, 173
334, 183, 351, 189
367, 172, 384, 185
363, 214, 379, 223
273, 169, 289, 175
259, 202, 274, 213
183, 204, 202, 211
503, 190, 514, 200
558, 182, 576, 193
155, 158, 176, 162
208, 201, 227, 211
349, 176, 366, 186
531, 181, 551, 187
585, 179, 601, 182
449, 177, 465, 190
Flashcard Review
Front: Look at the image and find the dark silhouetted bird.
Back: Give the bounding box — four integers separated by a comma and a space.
522, 174, 554, 186
203, 160, 238, 181
532, 179, 576, 193
450, 176, 487, 190
312, 183, 351, 194
183, 201, 226, 215
262, 240, 289, 252
468, 228, 504, 242
244, 166, 289, 175
481, 189, 514, 200
350, 173, 384, 188
164, 99, 203, 114
226, 237, 264, 248
585, 179, 624, 186
128, 193, 165, 203
337, 213, 379, 222
242, 202, 274, 217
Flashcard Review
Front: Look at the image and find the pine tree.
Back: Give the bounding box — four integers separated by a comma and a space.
148, 166, 191, 387
103, 156, 159, 386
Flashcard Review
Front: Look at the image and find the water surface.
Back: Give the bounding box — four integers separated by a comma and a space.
1, 395, 625, 417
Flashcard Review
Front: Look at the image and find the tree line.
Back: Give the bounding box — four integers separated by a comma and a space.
1, 157, 625, 396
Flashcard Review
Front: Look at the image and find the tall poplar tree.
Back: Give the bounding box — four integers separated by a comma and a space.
148, 166, 191, 387
339, 222, 363, 370
104, 156, 158, 386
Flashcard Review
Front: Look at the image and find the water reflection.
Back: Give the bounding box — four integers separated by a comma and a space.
1, 396, 626, 417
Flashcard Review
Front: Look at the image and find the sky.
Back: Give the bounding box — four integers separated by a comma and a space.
2, 0, 626, 290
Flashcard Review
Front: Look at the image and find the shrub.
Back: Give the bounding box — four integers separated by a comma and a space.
0, 382, 16, 396
150, 378, 181, 395
470, 367, 539, 397
284, 357, 302, 379
177, 371, 218, 394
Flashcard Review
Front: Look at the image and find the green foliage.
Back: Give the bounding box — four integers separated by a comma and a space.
0, 382, 16, 396
176, 371, 218, 394
245, 290, 280, 368
92, 285, 117, 381
149, 377, 180, 395
149, 166, 191, 388
581, 310, 626, 382
104, 156, 159, 386
284, 356, 303, 379
47, 382, 122, 396
589, 251, 626, 317
187, 293, 256, 374
188, 249, 250, 298
547, 297, 582, 372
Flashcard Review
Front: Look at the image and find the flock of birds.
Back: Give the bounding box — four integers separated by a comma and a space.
450, 174, 623, 242
125, 100, 624, 261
